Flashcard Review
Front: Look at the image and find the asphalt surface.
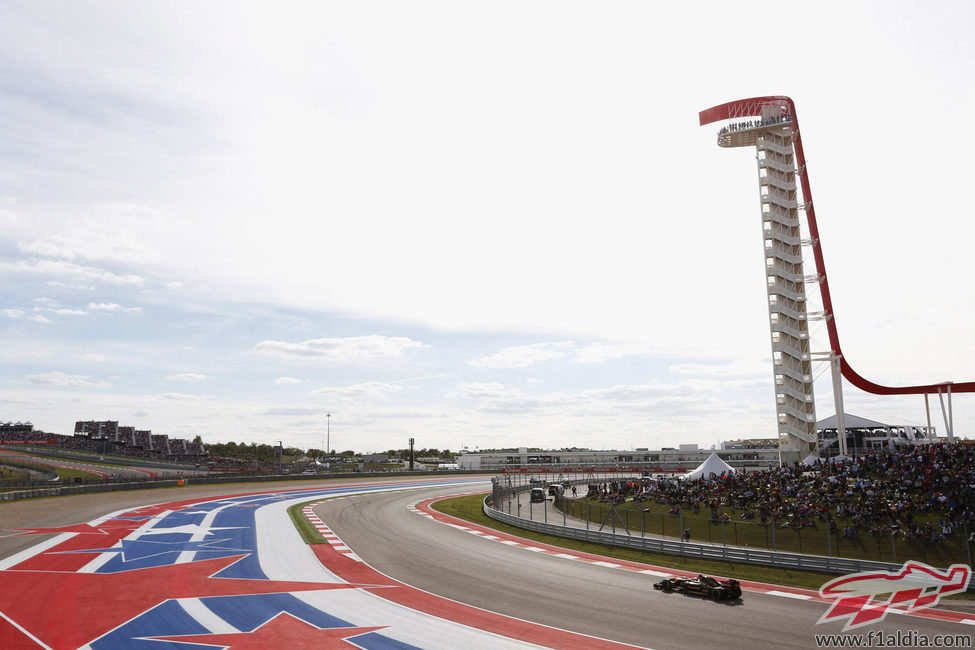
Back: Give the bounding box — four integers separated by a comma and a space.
316, 482, 974, 650
2, 476, 972, 649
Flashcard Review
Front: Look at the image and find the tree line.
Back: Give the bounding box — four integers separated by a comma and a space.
203, 441, 455, 463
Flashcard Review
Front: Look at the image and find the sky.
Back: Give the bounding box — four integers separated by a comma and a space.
2, 1, 974, 455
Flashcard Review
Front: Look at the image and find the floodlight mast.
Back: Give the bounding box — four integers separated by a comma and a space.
700, 96, 975, 452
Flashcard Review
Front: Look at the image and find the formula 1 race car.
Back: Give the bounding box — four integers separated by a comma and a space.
653, 574, 742, 601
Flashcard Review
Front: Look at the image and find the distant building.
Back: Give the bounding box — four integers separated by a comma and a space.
456, 446, 779, 473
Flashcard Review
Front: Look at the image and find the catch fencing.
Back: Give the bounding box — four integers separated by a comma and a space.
484, 480, 975, 590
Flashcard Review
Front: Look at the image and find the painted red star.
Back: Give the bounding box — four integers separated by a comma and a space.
0, 554, 367, 649
4, 521, 143, 537
3, 520, 150, 571
151, 612, 387, 649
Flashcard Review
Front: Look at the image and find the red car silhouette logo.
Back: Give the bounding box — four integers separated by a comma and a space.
818, 561, 970, 630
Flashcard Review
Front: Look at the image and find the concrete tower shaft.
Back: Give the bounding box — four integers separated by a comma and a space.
708, 103, 816, 461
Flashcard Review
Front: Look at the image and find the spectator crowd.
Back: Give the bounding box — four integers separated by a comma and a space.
583, 443, 975, 545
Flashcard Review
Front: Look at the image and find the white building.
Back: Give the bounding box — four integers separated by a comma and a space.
455, 445, 780, 473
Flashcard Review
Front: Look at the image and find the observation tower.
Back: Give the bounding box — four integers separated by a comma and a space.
700, 96, 975, 462
702, 100, 816, 463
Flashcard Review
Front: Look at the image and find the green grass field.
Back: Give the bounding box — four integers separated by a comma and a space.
560, 497, 972, 568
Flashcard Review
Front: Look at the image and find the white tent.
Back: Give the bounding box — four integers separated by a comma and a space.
682, 453, 736, 480
800, 452, 821, 466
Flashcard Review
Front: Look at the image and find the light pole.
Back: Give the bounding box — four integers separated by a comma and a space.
326, 413, 331, 457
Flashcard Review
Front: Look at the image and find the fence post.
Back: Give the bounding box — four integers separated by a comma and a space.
586, 501, 590, 530
966, 522, 972, 568
890, 532, 896, 565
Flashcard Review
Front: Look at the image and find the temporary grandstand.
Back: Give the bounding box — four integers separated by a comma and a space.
1, 420, 206, 461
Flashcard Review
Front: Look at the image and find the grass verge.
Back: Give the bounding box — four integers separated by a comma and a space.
432, 493, 975, 600
287, 501, 327, 545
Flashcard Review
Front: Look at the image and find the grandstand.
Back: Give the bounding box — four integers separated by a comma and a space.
1, 420, 206, 462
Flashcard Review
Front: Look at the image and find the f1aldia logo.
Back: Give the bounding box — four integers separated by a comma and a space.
818, 560, 970, 630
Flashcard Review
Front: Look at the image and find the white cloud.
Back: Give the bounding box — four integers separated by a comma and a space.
35, 307, 86, 316
2, 309, 25, 318
88, 302, 142, 313
0, 258, 143, 286
167, 373, 207, 382
582, 383, 677, 402
451, 382, 514, 399
311, 381, 402, 402
574, 342, 659, 364
27, 315, 51, 324
1, 3, 973, 452
17, 203, 163, 266
26, 371, 108, 388
668, 360, 767, 377
255, 335, 426, 363
470, 342, 573, 369
159, 392, 206, 400
45, 280, 95, 291
274, 377, 309, 385
0, 208, 19, 226
263, 406, 320, 416
81, 353, 106, 361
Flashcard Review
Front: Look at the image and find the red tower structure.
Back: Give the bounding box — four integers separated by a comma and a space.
700, 96, 973, 457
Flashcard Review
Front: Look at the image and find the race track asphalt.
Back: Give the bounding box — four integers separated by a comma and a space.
2, 476, 972, 649
315, 481, 974, 649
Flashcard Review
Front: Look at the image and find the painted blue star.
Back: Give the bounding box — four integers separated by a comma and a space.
58, 537, 251, 562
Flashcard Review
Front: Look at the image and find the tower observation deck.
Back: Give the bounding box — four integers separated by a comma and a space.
700, 96, 975, 461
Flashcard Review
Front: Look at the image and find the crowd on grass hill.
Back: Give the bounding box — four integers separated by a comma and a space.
586, 443, 975, 544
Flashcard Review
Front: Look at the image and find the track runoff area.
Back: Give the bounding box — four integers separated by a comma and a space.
1, 477, 972, 648
0, 477, 636, 649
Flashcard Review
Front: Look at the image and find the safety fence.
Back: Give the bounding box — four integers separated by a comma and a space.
488, 472, 974, 568
482, 491, 975, 590
0, 469, 473, 502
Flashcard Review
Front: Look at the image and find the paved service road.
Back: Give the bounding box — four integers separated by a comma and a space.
317, 482, 975, 650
